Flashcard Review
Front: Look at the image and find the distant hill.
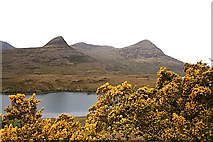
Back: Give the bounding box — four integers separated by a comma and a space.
0, 41, 15, 50
119, 40, 164, 58
72, 42, 119, 61
72, 39, 183, 75
118, 40, 183, 75
2, 36, 184, 93
3, 36, 96, 73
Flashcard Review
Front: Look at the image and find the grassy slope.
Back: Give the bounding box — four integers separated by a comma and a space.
3, 72, 156, 93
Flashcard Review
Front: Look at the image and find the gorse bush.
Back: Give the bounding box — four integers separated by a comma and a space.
0, 61, 212, 141
3, 94, 43, 128
1, 94, 83, 141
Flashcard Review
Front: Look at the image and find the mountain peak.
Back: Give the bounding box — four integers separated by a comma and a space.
134, 39, 156, 47
44, 36, 69, 47
120, 39, 165, 58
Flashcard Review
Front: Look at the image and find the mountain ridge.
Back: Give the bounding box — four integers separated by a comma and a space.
2, 36, 184, 93
72, 39, 183, 75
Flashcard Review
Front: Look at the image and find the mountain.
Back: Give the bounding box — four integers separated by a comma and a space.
2, 37, 184, 93
72, 42, 100, 50
44, 36, 70, 47
72, 40, 183, 75
3, 36, 96, 73
0, 41, 15, 50
119, 40, 164, 58
72, 42, 119, 61
118, 40, 183, 74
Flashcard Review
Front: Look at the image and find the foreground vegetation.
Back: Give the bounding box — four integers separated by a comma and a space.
1, 62, 212, 141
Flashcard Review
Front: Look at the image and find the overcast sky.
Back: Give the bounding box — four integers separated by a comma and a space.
0, 0, 212, 65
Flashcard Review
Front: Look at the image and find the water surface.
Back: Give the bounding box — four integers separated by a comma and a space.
0, 92, 98, 117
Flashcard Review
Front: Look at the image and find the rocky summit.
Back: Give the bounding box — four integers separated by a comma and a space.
119, 40, 165, 58
44, 36, 70, 47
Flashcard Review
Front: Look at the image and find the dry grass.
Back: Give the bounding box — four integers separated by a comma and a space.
2, 72, 156, 93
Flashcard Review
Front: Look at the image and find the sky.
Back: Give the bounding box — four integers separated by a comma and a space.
0, 0, 212, 65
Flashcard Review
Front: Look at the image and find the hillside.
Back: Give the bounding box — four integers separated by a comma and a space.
3, 36, 96, 74
2, 36, 184, 93
118, 40, 183, 74
72, 40, 183, 75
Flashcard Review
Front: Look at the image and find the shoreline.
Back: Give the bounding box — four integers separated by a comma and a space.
1, 90, 97, 95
